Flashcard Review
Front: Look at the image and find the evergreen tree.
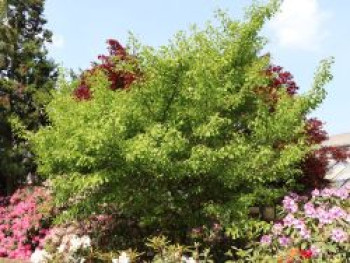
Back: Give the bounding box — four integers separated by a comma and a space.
0, 0, 57, 194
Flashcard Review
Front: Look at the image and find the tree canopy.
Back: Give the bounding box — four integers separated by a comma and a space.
32, 1, 333, 233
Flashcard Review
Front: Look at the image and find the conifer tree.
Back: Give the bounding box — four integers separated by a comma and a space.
0, 0, 57, 194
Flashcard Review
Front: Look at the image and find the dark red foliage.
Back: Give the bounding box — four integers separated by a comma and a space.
266, 65, 349, 189
305, 118, 328, 144
73, 83, 92, 101
106, 39, 127, 58
73, 39, 138, 100
256, 66, 299, 108
267, 65, 299, 95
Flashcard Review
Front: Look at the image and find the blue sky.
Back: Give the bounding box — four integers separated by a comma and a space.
44, 0, 350, 135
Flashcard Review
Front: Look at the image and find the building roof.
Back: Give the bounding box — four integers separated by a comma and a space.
322, 133, 350, 147
323, 133, 350, 187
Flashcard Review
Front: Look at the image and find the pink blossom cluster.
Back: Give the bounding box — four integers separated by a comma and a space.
260, 185, 350, 260
0, 187, 53, 260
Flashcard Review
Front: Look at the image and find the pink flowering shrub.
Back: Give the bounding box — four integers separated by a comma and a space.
0, 186, 53, 260
255, 185, 350, 262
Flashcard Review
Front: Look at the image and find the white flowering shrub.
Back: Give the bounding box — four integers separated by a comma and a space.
30, 249, 52, 263
31, 226, 92, 263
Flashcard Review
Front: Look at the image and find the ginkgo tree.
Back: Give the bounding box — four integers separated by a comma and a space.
32, 0, 334, 234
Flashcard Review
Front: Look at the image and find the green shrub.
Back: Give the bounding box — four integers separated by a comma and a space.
32, 0, 332, 236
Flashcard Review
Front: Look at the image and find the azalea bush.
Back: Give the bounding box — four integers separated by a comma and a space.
236, 185, 350, 262
0, 186, 53, 260
32, 0, 335, 239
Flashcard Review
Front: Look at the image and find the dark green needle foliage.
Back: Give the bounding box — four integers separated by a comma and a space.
0, 0, 57, 194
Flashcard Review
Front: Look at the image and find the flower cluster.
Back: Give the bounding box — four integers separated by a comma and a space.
31, 226, 92, 263
258, 185, 350, 261
0, 187, 52, 260
30, 249, 52, 263
112, 251, 130, 263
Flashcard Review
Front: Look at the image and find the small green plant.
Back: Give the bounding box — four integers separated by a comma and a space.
147, 236, 213, 263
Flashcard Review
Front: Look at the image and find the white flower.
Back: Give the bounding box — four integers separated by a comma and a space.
80, 235, 91, 249
69, 234, 82, 252
118, 252, 130, 263
112, 259, 118, 263
57, 242, 67, 253
181, 256, 196, 263
30, 249, 52, 263
67, 234, 91, 252
61, 234, 71, 245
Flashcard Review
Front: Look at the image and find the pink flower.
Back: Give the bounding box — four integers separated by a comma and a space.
311, 189, 320, 197
282, 196, 298, 213
320, 188, 334, 198
283, 214, 295, 227
329, 206, 346, 220
304, 202, 316, 218
272, 223, 283, 235
260, 235, 272, 245
310, 245, 321, 256
278, 236, 290, 247
299, 227, 311, 239
333, 187, 349, 200
316, 207, 333, 224
331, 228, 348, 243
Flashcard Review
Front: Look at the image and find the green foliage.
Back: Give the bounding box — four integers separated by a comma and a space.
146, 236, 213, 263
225, 219, 271, 241
0, 0, 6, 20
0, 0, 57, 193
32, 0, 332, 237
